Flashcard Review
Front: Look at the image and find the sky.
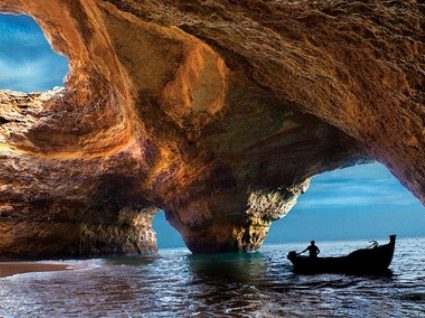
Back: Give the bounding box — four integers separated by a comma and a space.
1, 14, 424, 249
265, 162, 425, 244
0, 14, 68, 92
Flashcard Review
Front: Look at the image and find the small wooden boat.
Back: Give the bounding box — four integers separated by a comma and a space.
287, 235, 396, 274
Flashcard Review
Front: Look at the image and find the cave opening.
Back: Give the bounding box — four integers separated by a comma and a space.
152, 210, 187, 250
0, 13, 68, 92
266, 162, 425, 244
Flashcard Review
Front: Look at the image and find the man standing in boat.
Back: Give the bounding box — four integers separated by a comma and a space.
300, 241, 320, 258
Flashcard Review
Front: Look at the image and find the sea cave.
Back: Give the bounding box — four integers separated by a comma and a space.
0, 0, 423, 260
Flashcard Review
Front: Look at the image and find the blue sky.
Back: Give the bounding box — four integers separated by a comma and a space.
0, 14, 68, 92
265, 162, 425, 244
1, 14, 424, 248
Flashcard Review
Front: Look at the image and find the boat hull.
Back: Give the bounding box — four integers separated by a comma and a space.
287, 235, 396, 274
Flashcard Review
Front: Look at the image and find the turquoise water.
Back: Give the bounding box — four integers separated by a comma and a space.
0, 237, 424, 317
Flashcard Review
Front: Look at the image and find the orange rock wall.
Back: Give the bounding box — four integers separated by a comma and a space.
0, 0, 422, 258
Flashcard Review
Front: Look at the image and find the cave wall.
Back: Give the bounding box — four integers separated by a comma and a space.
0, 0, 423, 258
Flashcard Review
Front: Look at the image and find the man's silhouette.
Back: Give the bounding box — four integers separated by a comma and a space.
300, 241, 320, 258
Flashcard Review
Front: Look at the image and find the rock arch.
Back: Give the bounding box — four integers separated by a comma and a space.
0, 0, 422, 258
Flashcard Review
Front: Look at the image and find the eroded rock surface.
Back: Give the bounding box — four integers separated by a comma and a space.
0, 0, 423, 258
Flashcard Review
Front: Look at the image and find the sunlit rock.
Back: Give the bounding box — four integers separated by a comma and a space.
0, 0, 423, 258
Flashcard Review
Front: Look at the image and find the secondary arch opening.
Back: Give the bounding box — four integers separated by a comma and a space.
0, 14, 68, 92
266, 162, 425, 244
152, 210, 187, 250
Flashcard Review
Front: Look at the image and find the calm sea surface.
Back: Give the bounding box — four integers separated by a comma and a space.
0, 237, 424, 317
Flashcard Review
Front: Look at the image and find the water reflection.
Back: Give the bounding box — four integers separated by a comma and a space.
104, 254, 160, 266
187, 252, 266, 283
183, 252, 270, 316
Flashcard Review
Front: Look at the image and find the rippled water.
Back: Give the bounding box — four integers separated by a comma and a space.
1, 237, 424, 317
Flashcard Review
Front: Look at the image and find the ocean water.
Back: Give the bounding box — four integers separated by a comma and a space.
0, 237, 424, 318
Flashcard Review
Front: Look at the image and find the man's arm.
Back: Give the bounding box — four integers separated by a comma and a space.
299, 247, 308, 254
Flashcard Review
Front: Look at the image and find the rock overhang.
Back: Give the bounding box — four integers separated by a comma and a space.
0, 0, 423, 258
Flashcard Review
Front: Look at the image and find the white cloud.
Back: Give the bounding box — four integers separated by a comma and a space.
0, 57, 67, 92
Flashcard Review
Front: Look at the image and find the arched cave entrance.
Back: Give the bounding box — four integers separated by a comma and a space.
0, 14, 68, 92
152, 210, 186, 250
266, 162, 425, 244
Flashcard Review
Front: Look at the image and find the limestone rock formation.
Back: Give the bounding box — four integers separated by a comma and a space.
0, 0, 423, 258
